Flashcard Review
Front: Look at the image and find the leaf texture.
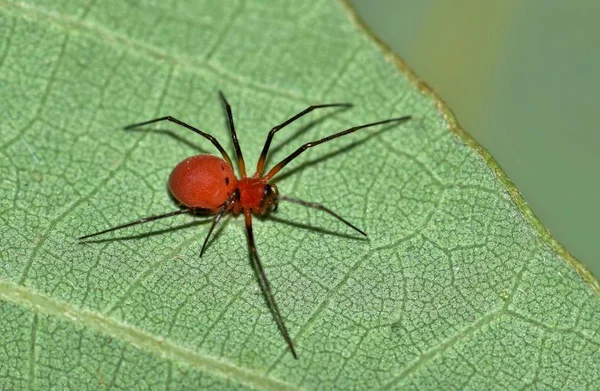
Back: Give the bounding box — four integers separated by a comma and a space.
1, 1, 599, 389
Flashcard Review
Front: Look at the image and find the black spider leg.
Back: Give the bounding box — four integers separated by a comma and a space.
279, 195, 366, 236
219, 91, 247, 177
124, 116, 233, 168
244, 209, 298, 360
199, 190, 238, 257
255, 103, 352, 176
78, 208, 199, 240
266, 115, 412, 180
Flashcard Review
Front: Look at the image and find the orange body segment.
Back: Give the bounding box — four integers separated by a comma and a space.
237, 177, 268, 213
169, 154, 236, 209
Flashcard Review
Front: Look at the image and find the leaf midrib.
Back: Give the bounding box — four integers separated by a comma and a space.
0, 279, 300, 391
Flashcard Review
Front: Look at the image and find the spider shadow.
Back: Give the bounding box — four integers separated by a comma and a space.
262, 214, 369, 241
272, 124, 393, 184
245, 249, 292, 356
216, 101, 351, 172
199, 214, 232, 256
244, 208, 367, 359
125, 128, 212, 154
79, 215, 212, 244
263, 105, 353, 167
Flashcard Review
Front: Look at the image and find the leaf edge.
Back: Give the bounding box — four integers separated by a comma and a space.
339, 0, 600, 294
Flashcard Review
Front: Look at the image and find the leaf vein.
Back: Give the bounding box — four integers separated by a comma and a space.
0, 280, 299, 391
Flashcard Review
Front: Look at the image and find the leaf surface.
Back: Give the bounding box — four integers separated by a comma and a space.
1, 1, 599, 389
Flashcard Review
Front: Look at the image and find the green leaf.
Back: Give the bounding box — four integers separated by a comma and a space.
1, 0, 599, 389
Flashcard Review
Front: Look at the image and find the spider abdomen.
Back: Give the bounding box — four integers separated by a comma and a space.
169, 154, 236, 209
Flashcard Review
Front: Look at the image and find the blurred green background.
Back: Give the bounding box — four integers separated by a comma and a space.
350, 1, 599, 277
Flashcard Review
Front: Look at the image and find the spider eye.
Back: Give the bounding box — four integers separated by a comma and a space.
264, 184, 272, 197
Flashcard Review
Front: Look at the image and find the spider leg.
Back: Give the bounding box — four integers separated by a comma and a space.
279, 195, 366, 236
266, 116, 411, 180
219, 91, 247, 177
256, 103, 352, 175
244, 209, 298, 359
78, 208, 199, 240
199, 191, 238, 257
124, 116, 233, 167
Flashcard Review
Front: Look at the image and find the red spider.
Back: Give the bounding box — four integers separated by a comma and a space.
79, 92, 411, 359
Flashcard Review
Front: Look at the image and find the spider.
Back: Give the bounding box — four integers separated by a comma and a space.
79, 92, 411, 359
